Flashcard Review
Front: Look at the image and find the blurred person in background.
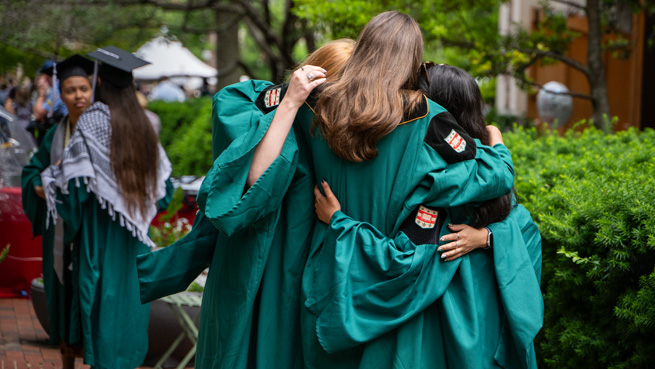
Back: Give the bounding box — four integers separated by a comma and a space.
32, 61, 68, 144
136, 90, 161, 136
0, 77, 15, 105
148, 76, 185, 102
21, 54, 95, 367
5, 82, 34, 134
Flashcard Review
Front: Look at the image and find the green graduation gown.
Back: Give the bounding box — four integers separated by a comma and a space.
22, 117, 173, 369
54, 181, 152, 368
190, 81, 515, 368
22, 125, 68, 346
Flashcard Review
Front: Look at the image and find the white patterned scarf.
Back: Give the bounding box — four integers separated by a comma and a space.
41, 102, 172, 248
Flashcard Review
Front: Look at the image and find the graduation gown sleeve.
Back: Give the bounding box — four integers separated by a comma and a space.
21, 128, 65, 345
314, 202, 543, 369
312, 210, 457, 353
487, 202, 543, 369
137, 211, 217, 303
196, 81, 301, 236
414, 140, 515, 210
21, 127, 56, 236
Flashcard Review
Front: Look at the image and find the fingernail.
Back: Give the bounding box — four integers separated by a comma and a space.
437, 248, 443, 252
440, 236, 445, 241
441, 254, 446, 259
448, 223, 453, 227
321, 179, 327, 184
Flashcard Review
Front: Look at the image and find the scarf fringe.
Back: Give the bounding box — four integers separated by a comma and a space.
45, 175, 157, 248
41, 103, 167, 251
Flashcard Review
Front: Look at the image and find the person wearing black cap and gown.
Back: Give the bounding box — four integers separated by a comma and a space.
22, 54, 95, 359
39, 46, 173, 369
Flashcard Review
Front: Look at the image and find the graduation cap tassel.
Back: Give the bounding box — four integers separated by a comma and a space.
49, 62, 58, 119
91, 60, 98, 103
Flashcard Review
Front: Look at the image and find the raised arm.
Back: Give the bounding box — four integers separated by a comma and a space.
247, 66, 326, 186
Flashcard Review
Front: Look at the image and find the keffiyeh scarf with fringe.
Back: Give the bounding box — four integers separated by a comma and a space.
41, 102, 172, 248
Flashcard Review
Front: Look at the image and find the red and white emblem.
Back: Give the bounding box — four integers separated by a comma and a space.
264, 88, 281, 108
444, 129, 466, 153
415, 205, 438, 229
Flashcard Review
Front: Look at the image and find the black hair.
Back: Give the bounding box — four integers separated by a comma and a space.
418, 64, 512, 228
96, 81, 159, 220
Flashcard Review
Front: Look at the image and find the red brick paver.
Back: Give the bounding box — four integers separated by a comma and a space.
0, 298, 189, 368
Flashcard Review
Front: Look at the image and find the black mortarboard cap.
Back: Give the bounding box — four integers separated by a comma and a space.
87, 46, 149, 88
42, 55, 94, 91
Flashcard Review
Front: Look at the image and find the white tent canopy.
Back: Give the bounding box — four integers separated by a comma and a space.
133, 37, 216, 81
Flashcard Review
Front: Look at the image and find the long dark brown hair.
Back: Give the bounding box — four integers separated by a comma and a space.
96, 81, 159, 220
314, 11, 424, 162
418, 64, 512, 228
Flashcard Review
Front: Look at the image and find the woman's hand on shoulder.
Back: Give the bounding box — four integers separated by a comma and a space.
438, 223, 489, 262
283, 65, 327, 109
314, 180, 341, 224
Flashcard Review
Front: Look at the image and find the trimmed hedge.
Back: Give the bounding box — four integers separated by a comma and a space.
149, 97, 213, 177
505, 126, 655, 368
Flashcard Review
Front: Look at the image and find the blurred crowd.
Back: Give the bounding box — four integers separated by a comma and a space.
1, 60, 214, 147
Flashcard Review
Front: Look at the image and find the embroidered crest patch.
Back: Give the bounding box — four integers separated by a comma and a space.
444, 129, 466, 153
415, 205, 438, 229
264, 87, 281, 108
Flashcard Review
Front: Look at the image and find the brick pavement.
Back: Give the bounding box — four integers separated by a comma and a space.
0, 298, 188, 369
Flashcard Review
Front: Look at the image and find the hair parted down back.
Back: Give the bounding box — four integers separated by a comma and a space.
96, 81, 160, 220
314, 11, 424, 162
300, 38, 355, 82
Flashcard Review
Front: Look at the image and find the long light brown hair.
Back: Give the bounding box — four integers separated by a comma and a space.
97, 81, 159, 220
300, 38, 355, 82
314, 11, 424, 162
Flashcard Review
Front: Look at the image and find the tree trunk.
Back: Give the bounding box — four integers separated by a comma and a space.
215, 10, 241, 89
586, 0, 612, 130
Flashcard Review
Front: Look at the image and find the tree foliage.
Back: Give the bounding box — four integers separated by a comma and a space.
296, 0, 654, 126
0, 0, 319, 85
294, 0, 501, 72
0, 0, 162, 55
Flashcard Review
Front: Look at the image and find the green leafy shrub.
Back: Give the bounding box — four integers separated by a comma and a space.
505, 126, 655, 368
149, 97, 213, 176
